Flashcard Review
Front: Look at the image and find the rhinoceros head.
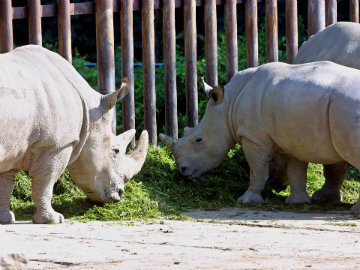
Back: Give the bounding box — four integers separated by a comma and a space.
160, 78, 235, 178
68, 79, 149, 203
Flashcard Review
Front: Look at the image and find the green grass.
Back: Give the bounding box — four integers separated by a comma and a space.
10, 145, 360, 222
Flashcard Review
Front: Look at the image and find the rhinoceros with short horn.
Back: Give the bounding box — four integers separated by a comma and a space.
160, 61, 360, 213
0, 45, 148, 224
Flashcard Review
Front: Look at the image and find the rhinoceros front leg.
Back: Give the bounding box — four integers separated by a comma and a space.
29, 145, 73, 224
311, 162, 346, 203
0, 170, 17, 224
237, 138, 273, 204
285, 158, 311, 204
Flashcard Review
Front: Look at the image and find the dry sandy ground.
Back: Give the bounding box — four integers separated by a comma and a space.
1, 208, 360, 270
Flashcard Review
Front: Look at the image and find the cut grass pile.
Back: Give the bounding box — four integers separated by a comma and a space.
10, 145, 360, 222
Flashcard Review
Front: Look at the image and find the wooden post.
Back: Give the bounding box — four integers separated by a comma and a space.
308, 0, 325, 37
142, 0, 157, 145
266, 0, 278, 63
225, 0, 238, 81
28, 0, 42, 45
325, 0, 337, 26
163, 0, 178, 138
286, 0, 298, 64
205, 0, 218, 87
95, 0, 116, 132
0, 0, 13, 53
120, 0, 136, 146
58, 0, 72, 63
350, 0, 359, 23
184, 0, 198, 127
245, 0, 258, 68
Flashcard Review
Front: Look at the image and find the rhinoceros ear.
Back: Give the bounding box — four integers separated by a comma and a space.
102, 78, 130, 110
201, 77, 213, 97
209, 86, 224, 105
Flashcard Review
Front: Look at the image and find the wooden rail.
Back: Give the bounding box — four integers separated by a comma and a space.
0, 0, 355, 145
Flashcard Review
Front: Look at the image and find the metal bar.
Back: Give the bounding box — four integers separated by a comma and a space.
205, 0, 218, 87
142, 0, 157, 145
184, 0, 198, 127
286, 0, 297, 64
308, 0, 325, 37
350, 0, 359, 23
58, 0, 72, 63
266, 0, 278, 62
163, 0, 178, 138
225, 0, 238, 82
28, 0, 42, 45
95, 0, 116, 131
245, 0, 258, 67
0, 0, 13, 53
325, 0, 337, 26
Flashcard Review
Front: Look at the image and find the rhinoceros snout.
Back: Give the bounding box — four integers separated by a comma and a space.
107, 188, 124, 202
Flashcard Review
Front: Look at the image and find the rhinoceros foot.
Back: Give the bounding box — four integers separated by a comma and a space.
311, 188, 342, 203
350, 200, 360, 214
32, 210, 64, 224
237, 190, 264, 204
0, 210, 15, 224
285, 193, 311, 204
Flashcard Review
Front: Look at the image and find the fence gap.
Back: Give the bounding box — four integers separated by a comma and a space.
205, 0, 218, 87
325, 0, 337, 26
0, 0, 13, 53
245, 0, 258, 68
266, 0, 278, 63
285, 0, 298, 64
225, 0, 238, 82
308, 0, 325, 37
57, 0, 72, 63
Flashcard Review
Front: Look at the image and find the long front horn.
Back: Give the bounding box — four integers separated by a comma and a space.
159, 133, 176, 150
125, 130, 149, 182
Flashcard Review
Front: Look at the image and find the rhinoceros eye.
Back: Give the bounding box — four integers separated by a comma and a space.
113, 149, 120, 154
195, 137, 203, 143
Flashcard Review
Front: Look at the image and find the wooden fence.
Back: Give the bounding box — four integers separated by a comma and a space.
0, 0, 358, 146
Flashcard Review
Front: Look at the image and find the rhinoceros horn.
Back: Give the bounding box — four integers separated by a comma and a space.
159, 133, 176, 150
201, 77, 213, 96
125, 130, 149, 182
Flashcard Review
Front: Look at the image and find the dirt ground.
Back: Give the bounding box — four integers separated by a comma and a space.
1, 207, 360, 270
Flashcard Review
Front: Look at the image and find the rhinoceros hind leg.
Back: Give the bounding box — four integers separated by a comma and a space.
0, 171, 16, 224
285, 158, 311, 204
350, 197, 360, 214
29, 145, 73, 224
312, 162, 346, 203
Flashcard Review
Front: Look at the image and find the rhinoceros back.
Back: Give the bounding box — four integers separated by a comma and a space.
0, 45, 90, 172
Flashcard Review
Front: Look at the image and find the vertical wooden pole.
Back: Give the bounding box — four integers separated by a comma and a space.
225, 0, 238, 81
163, 0, 178, 138
286, 0, 298, 64
121, 0, 135, 146
266, 0, 278, 63
205, 0, 218, 87
28, 0, 42, 45
308, 0, 325, 37
325, 0, 337, 26
58, 0, 72, 63
350, 0, 359, 23
142, 0, 157, 145
245, 0, 258, 68
95, 0, 116, 132
0, 0, 13, 53
184, 0, 198, 127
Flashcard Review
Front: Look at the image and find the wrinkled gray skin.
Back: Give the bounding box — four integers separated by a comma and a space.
269, 21, 360, 200
160, 61, 360, 214
0, 45, 149, 224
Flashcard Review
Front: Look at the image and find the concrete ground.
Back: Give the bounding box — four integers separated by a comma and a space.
1, 207, 360, 270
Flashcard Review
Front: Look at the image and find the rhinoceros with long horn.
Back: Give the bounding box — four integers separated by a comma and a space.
0, 45, 148, 224
160, 61, 360, 213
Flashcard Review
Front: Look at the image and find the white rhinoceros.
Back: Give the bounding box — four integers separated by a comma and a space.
160, 61, 360, 213
0, 45, 148, 224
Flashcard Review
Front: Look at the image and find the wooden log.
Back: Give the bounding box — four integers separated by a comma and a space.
163, 0, 178, 138
286, 0, 298, 64
205, 0, 218, 87
57, 0, 72, 63
142, 0, 157, 145
245, 0, 258, 67
184, 0, 198, 127
28, 0, 42, 45
266, 0, 278, 62
350, 0, 359, 23
325, 0, 337, 26
95, 0, 116, 132
225, 0, 238, 81
308, 0, 325, 37
0, 0, 13, 53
